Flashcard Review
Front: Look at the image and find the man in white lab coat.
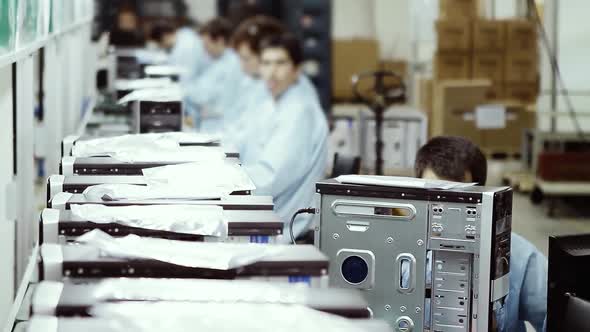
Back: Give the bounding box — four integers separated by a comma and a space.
183, 17, 241, 132
240, 33, 329, 241
150, 23, 210, 81
222, 15, 286, 147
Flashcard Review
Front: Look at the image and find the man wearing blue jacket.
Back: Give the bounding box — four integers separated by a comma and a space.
182, 17, 241, 132
414, 136, 547, 332
240, 33, 328, 241
150, 23, 210, 81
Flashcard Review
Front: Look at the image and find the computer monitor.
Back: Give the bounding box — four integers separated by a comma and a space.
547, 234, 590, 332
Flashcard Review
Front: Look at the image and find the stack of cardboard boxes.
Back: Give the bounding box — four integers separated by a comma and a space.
430, 0, 539, 156
503, 20, 540, 103
332, 39, 380, 101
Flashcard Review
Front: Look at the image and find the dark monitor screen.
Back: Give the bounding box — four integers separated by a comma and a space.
547, 234, 590, 332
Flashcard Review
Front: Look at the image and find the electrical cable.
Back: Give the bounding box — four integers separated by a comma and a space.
527, 0, 587, 140
289, 208, 317, 244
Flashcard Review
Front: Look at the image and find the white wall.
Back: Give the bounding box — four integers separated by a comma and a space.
537, 0, 590, 132
15, 56, 36, 282
332, 0, 412, 59
0, 65, 15, 329
185, 0, 217, 24
374, 0, 411, 59
332, 0, 376, 39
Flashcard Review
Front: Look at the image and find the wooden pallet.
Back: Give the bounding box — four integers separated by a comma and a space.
502, 170, 535, 193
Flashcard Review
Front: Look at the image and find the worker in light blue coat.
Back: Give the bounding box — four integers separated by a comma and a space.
239, 33, 328, 240
221, 15, 286, 138
411, 136, 547, 332
150, 23, 210, 81
182, 17, 242, 132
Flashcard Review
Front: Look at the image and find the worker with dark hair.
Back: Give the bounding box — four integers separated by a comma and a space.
109, 5, 144, 46
239, 32, 328, 241
221, 15, 286, 139
183, 17, 241, 132
198, 17, 234, 59
231, 15, 285, 78
415, 136, 547, 332
150, 22, 210, 81
415, 136, 488, 186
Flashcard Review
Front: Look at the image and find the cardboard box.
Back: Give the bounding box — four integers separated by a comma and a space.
505, 51, 539, 83
432, 79, 492, 146
504, 83, 539, 104
506, 19, 537, 52
332, 39, 380, 100
481, 107, 536, 153
380, 59, 407, 80
434, 53, 472, 80
436, 20, 472, 51
486, 83, 505, 101
473, 20, 506, 51
439, 0, 478, 20
472, 52, 504, 82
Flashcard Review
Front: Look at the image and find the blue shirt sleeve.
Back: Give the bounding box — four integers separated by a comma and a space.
519, 244, 548, 331
242, 99, 314, 197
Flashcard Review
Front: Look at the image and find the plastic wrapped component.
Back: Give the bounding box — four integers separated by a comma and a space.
82, 161, 255, 200
118, 86, 183, 105
27, 315, 392, 332
92, 146, 225, 163
0, 0, 17, 54
95, 279, 308, 304
32, 279, 371, 318
90, 302, 375, 332
39, 241, 327, 282
31, 281, 64, 316
48, 192, 274, 212
142, 161, 255, 191
115, 78, 173, 91
144, 65, 188, 77
82, 184, 224, 201
71, 133, 222, 158
75, 229, 285, 270
70, 204, 227, 237
41, 207, 283, 244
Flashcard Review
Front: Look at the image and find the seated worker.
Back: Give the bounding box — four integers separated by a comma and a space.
415, 136, 547, 332
182, 17, 241, 132
109, 5, 145, 47
222, 15, 285, 135
150, 22, 210, 81
240, 33, 328, 241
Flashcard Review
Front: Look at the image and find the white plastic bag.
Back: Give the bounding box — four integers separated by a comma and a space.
72, 133, 225, 162
89, 302, 371, 332
111, 146, 225, 163
115, 78, 172, 91
142, 161, 256, 193
117, 85, 183, 105
92, 278, 307, 304
76, 230, 285, 270
82, 184, 224, 201
70, 204, 227, 237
